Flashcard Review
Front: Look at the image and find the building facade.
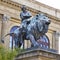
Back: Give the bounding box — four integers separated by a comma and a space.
0, 0, 60, 52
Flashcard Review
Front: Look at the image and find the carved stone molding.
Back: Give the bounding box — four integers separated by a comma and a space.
0, 0, 60, 22
0, 0, 38, 13
15, 47, 60, 60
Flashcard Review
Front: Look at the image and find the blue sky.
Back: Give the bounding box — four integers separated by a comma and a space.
36, 0, 60, 10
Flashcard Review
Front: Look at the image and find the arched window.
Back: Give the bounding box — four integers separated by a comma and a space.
10, 26, 19, 49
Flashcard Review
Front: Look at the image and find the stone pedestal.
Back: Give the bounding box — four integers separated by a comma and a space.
15, 47, 60, 60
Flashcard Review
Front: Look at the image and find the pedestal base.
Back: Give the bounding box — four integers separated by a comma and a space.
15, 47, 60, 60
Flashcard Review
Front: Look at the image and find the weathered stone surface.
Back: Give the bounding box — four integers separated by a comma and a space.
0, 14, 2, 42
15, 47, 60, 60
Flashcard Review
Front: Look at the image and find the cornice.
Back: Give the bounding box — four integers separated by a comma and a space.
29, 0, 60, 11
0, 0, 60, 23
15, 47, 59, 60
0, 0, 38, 13
0, 0, 20, 10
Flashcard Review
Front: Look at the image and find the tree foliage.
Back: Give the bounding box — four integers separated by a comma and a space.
0, 45, 19, 60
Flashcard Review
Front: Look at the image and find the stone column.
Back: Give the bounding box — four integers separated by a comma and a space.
0, 14, 3, 43
1, 14, 11, 48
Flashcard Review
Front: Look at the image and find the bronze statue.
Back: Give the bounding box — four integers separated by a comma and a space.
13, 13, 51, 48
2, 6, 51, 49
20, 5, 32, 29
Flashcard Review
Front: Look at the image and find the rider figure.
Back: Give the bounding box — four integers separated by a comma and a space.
20, 5, 32, 29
